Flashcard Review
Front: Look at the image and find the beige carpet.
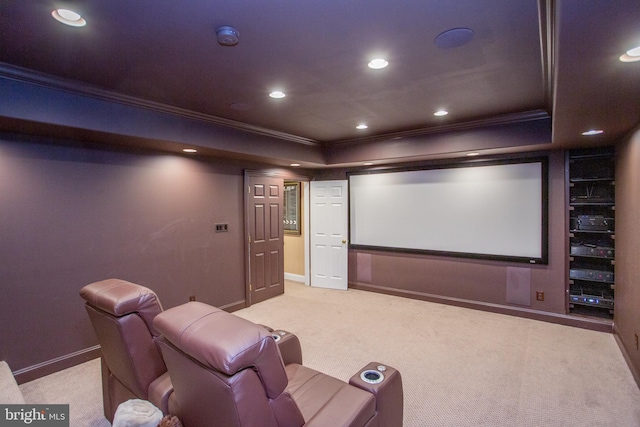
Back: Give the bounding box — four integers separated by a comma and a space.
19, 281, 640, 426
236, 282, 640, 427
19, 358, 109, 427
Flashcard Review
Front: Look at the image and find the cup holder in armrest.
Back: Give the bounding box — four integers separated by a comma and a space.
271, 331, 286, 342
360, 369, 385, 384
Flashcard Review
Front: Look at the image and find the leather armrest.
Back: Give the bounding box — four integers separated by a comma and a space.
148, 371, 173, 415
272, 330, 303, 366
349, 362, 403, 427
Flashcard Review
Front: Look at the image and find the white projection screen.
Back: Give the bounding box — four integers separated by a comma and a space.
349, 159, 548, 264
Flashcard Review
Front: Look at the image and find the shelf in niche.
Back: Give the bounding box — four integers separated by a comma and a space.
570, 202, 615, 207
569, 230, 614, 236
567, 148, 615, 320
570, 255, 614, 262
570, 178, 615, 183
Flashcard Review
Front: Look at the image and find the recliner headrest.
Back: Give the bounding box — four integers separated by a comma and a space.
154, 301, 287, 399
80, 279, 164, 336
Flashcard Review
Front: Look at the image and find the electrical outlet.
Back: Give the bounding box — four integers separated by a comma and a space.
189, 295, 196, 302
536, 291, 544, 301
215, 223, 229, 232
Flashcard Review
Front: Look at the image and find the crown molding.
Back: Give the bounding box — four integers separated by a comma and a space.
0, 62, 320, 147
329, 110, 551, 147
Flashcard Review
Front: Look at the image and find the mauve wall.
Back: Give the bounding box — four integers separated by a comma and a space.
328, 150, 567, 314
615, 128, 640, 380
0, 135, 247, 373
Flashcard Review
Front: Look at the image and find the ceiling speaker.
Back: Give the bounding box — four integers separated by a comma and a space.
434, 28, 474, 49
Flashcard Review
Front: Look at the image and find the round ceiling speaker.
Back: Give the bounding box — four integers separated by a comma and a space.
434, 28, 474, 49
216, 26, 239, 46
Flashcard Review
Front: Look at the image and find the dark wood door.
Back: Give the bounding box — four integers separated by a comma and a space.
246, 174, 284, 305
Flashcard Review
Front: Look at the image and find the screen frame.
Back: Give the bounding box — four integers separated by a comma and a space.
347, 156, 549, 265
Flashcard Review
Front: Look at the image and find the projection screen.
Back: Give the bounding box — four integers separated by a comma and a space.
348, 159, 548, 264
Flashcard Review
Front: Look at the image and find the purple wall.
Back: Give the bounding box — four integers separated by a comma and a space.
0, 136, 248, 376
614, 128, 640, 382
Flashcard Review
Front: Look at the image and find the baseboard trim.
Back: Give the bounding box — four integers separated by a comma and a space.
13, 298, 248, 384
13, 345, 101, 385
284, 273, 305, 283
220, 299, 247, 313
350, 282, 613, 333
613, 325, 640, 389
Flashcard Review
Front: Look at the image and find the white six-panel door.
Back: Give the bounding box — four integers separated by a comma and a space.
310, 180, 348, 290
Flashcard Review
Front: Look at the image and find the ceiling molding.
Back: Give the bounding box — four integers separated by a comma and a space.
328, 110, 551, 147
0, 62, 320, 147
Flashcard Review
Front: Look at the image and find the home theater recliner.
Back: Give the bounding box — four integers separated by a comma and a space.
154, 301, 403, 427
79, 279, 173, 422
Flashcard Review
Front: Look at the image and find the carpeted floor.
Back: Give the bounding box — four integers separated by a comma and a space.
19, 358, 109, 427
19, 281, 640, 426
236, 282, 640, 427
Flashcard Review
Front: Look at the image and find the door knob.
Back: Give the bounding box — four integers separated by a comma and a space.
342, 239, 347, 244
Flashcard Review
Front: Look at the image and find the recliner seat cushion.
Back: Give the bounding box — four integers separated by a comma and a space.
285, 364, 376, 427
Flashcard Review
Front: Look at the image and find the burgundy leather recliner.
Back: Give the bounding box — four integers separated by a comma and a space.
80, 279, 304, 423
154, 301, 404, 427
79, 279, 173, 422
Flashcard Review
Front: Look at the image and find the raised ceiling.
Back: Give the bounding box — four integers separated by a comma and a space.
1, 0, 639, 163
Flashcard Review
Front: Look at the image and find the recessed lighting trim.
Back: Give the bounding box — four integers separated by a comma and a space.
581, 129, 604, 136
620, 53, 640, 62
434, 110, 449, 116
182, 148, 197, 153
269, 91, 286, 99
368, 58, 389, 69
52, 9, 86, 27
620, 45, 640, 62
356, 124, 368, 130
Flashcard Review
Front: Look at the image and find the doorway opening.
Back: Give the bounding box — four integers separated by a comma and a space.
284, 181, 310, 286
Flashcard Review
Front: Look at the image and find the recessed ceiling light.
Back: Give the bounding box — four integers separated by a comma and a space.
368, 58, 389, 69
182, 148, 197, 153
269, 91, 286, 99
51, 9, 86, 27
581, 129, 604, 136
356, 124, 368, 130
363, 162, 374, 166
466, 152, 480, 156
290, 163, 301, 167
627, 46, 640, 56
434, 110, 449, 116
620, 45, 640, 62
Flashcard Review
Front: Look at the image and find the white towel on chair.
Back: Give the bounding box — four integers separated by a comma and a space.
112, 399, 163, 427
